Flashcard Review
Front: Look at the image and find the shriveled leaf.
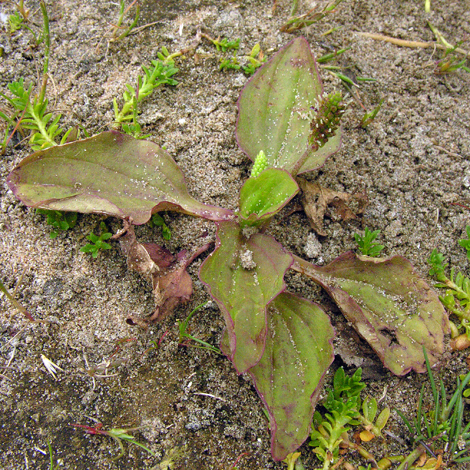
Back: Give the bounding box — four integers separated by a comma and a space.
199, 221, 292, 373
236, 37, 341, 174
249, 292, 334, 461
293, 253, 449, 375
359, 430, 375, 442
7, 131, 233, 225
298, 179, 368, 236
239, 169, 299, 226
120, 224, 209, 323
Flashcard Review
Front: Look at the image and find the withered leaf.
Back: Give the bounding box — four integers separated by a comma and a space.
298, 178, 368, 236
119, 224, 208, 323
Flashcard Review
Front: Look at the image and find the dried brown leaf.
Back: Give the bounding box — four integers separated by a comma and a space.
298, 179, 368, 236
119, 224, 208, 323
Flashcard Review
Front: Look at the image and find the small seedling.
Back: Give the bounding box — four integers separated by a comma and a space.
0, 78, 68, 150
71, 423, 155, 460
47, 440, 59, 470
0, 2, 72, 151
354, 228, 385, 257
206, 37, 265, 76
9, 11, 25, 33
80, 222, 113, 258
8, 1, 42, 46
202, 35, 240, 52
242, 43, 266, 76
361, 99, 384, 128
317, 47, 351, 64
282, 452, 304, 470
113, 56, 178, 130
220, 55, 241, 72
149, 213, 171, 240
36, 209, 77, 238
434, 42, 470, 74
178, 303, 221, 354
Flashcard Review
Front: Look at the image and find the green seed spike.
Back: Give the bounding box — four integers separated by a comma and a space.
251, 150, 268, 177
308, 91, 345, 152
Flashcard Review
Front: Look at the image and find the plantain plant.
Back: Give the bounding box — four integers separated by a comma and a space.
6, 38, 448, 461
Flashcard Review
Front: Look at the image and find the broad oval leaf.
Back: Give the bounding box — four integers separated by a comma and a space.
236, 37, 341, 174
239, 169, 299, 226
249, 292, 334, 461
199, 220, 292, 373
7, 131, 233, 224
294, 252, 449, 375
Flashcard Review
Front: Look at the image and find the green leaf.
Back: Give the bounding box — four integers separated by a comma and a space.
199, 221, 292, 373
237, 37, 341, 174
249, 292, 334, 460
239, 169, 299, 226
294, 252, 449, 375
7, 131, 233, 224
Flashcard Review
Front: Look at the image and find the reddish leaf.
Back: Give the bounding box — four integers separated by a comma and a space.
7, 131, 233, 224
249, 292, 334, 460
293, 253, 449, 375
199, 221, 292, 373
237, 37, 341, 175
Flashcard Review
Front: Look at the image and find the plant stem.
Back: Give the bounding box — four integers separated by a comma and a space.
39, 1, 50, 103
291, 147, 311, 177
358, 32, 470, 57
396, 445, 426, 470
0, 280, 35, 321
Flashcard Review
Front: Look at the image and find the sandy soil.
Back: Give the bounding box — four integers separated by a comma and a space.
1, 0, 470, 468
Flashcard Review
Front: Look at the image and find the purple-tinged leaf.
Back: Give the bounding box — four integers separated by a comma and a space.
199, 221, 292, 373
7, 131, 233, 225
239, 169, 299, 227
249, 292, 334, 461
293, 252, 449, 375
236, 37, 341, 175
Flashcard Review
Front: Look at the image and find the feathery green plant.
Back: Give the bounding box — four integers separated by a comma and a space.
0, 2, 68, 152
354, 227, 385, 257
428, 233, 470, 340
309, 367, 390, 469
